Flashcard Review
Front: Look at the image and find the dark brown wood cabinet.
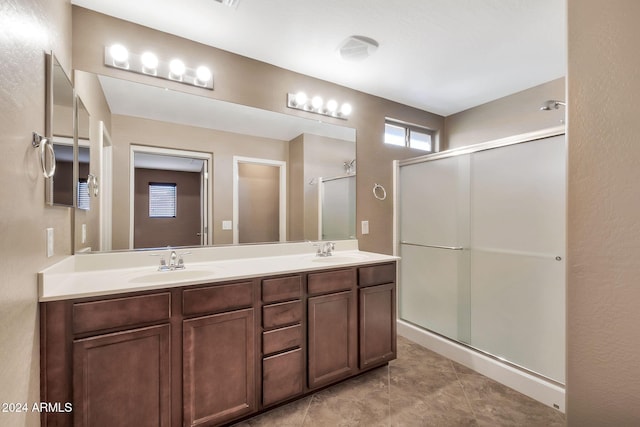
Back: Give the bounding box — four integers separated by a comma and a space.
40, 261, 396, 427
73, 325, 172, 427
358, 263, 397, 370
359, 283, 396, 368
183, 308, 256, 427
260, 275, 304, 408
307, 269, 358, 389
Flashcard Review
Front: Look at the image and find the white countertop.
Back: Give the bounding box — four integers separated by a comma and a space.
39, 241, 398, 301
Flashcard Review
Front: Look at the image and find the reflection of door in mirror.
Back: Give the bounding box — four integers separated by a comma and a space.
99, 121, 113, 251
51, 138, 74, 205
233, 157, 287, 245
131, 148, 211, 249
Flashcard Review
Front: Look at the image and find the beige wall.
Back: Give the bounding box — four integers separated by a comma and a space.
302, 134, 356, 240
566, 0, 640, 424
72, 6, 444, 255
445, 78, 566, 150
0, 0, 72, 426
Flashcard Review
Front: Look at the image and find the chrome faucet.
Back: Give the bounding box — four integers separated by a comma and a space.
156, 250, 190, 271
310, 241, 335, 257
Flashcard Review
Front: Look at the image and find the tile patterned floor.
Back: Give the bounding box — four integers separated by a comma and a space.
233, 336, 566, 426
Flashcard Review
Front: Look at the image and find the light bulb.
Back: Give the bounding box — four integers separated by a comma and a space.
326, 99, 338, 113
140, 51, 158, 70
196, 66, 212, 83
340, 103, 353, 116
169, 59, 186, 77
294, 92, 307, 106
311, 96, 323, 110
109, 44, 129, 66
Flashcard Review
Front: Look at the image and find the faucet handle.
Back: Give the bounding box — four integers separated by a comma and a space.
177, 251, 191, 268
150, 253, 168, 270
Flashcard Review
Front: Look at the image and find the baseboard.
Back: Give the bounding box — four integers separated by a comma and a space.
397, 319, 565, 413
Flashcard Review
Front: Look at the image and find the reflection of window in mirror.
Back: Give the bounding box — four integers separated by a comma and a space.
77, 179, 90, 210
149, 183, 177, 218
77, 144, 90, 210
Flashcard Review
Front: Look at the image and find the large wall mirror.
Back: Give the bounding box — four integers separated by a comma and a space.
46, 54, 75, 207
76, 71, 356, 253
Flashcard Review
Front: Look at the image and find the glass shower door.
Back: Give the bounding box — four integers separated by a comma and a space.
398, 134, 566, 383
398, 155, 471, 343
469, 136, 566, 382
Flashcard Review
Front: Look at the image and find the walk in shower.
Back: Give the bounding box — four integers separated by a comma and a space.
397, 130, 566, 384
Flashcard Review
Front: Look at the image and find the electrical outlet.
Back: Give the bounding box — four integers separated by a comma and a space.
46, 228, 54, 258
82, 224, 87, 244
222, 220, 233, 230
361, 220, 369, 235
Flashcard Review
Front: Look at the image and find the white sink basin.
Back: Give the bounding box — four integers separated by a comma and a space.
128, 269, 216, 284
310, 254, 370, 263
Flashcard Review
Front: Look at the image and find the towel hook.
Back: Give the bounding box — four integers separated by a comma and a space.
372, 183, 387, 201
32, 132, 56, 178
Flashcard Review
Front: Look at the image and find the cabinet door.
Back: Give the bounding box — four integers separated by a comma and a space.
183, 308, 256, 427
359, 283, 396, 369
73, 324, 171, 427
307, 290, 357, 389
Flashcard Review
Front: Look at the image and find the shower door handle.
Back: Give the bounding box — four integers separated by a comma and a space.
400, 241, 465, 250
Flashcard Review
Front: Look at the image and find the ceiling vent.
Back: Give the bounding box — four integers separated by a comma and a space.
337, 35, 379, 61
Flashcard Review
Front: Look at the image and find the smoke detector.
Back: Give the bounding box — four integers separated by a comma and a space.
337, 35, 379, 61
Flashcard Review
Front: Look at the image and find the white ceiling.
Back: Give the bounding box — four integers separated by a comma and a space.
72, 0, 566, 116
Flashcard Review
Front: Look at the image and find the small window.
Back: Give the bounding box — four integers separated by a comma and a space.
149, 183, 177, 218
77, 179, 90, 210
384, 119, 435, 153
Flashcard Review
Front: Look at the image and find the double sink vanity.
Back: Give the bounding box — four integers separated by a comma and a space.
39, 241, 398, 426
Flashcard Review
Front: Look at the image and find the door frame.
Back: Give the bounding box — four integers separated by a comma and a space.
232, 156, 287, 244
98, 121, 113, 251
129, 145, 213, 249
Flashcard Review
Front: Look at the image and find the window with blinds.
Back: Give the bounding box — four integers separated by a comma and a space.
77, 179, 90, 210
149, 183, 177, 218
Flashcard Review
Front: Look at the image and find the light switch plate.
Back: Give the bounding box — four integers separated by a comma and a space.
222, 220, 233, 230
81, 224, 87, 244
361, 220, 369, 235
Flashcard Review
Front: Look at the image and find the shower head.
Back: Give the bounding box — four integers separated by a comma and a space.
540, 100, 566, 111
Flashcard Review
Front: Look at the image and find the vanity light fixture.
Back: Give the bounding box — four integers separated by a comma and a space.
104, 44, 214, 90
140, 51, 159, 75
287, 91, 353, 120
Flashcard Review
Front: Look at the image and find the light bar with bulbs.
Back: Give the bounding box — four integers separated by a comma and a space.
104, 44, 213, 90
287, 92, 352, 120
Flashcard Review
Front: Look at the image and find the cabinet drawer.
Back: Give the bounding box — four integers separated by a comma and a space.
183, 281, 253, 316
73, 293, 170, 335
262, 324, 302, 355
358, 263, 396, 287
307, 269, 355, 296
262, 276, 302, 303
263, 300, 302, 329
262, 348, 304, 407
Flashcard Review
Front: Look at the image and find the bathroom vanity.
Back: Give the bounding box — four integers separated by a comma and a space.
39, 242, 397, 426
